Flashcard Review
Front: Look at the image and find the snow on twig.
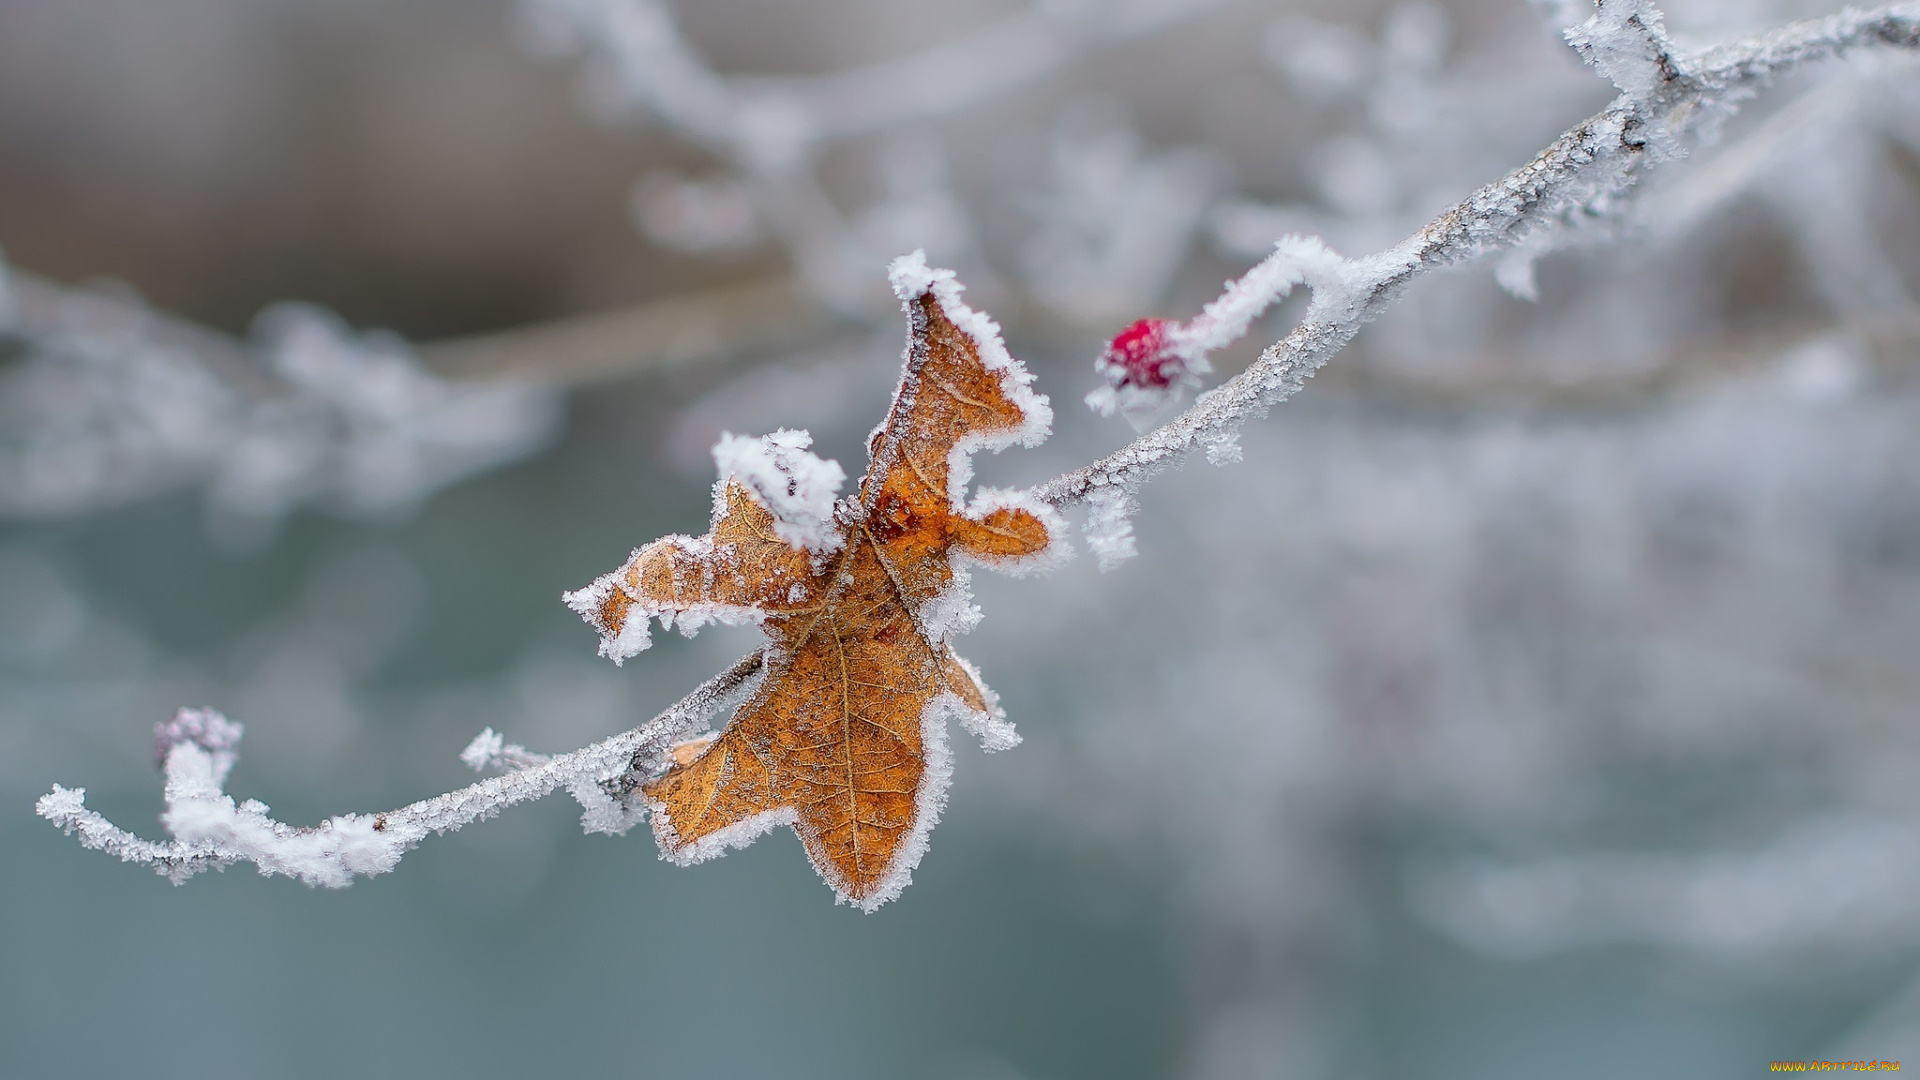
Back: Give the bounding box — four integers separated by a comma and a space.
36, 1, 1920, 888
38, 654, 762, 885
1037, 0, 1920, 512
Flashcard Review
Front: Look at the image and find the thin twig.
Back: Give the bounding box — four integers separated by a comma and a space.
39, 653, 763, 885
1034, 2, 1920, 509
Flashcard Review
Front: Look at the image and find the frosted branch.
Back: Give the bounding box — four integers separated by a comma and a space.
38, 653, 762, 886
0, 267, 562, 535
522, 0, 1234, 155
1037, 1, 1920, 513
35, 0, 1920, 895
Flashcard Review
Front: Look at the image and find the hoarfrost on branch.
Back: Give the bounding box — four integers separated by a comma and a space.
40, 656, 764, 886
36, 0, 1920, 892
0, 275, 563, 543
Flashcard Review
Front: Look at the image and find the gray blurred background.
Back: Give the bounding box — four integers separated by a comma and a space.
3, 0, 1920, 1077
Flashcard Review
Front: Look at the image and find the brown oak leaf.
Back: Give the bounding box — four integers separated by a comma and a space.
564, 252, 1063, 910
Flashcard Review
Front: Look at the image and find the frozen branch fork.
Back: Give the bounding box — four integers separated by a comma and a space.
39, 1, 1920, 895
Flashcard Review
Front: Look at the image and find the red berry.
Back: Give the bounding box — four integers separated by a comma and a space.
1101, 318, 1178, 389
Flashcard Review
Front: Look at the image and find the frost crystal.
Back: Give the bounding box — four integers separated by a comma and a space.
155, 706, 244, 772
711, 429, 847, 553
460, 728, 506, 771
1202, 428, 1244, 466
1564, 0, 1691, 100
1085, 484, 1141, 572
1494, 248, 1543, 302
918, 565, 986, 641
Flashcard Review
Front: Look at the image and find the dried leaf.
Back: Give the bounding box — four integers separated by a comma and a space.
565, 253, 1062, 910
